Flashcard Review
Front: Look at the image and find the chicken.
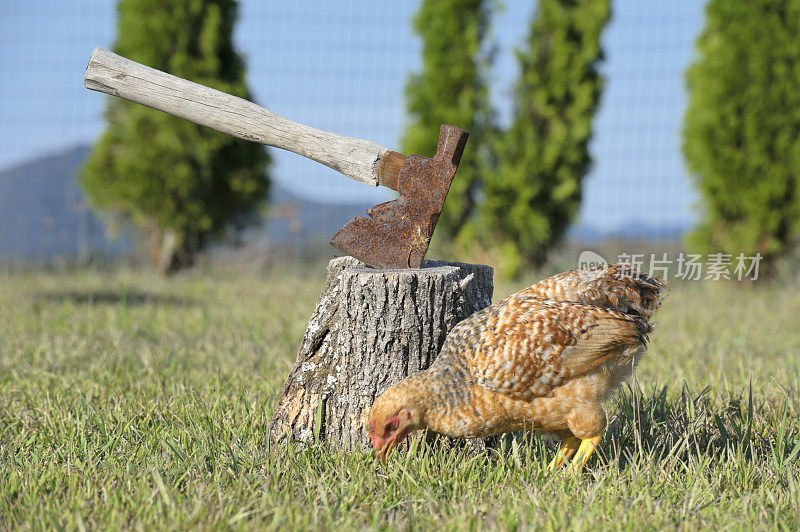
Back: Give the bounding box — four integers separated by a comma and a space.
367, 263, 666, 471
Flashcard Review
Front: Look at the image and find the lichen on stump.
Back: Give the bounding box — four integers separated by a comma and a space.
269, 256, 494, 452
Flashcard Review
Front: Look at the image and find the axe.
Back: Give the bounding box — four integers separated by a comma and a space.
83, 48, 468, 269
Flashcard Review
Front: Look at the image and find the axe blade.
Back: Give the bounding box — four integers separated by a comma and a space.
330, 125, 469, 269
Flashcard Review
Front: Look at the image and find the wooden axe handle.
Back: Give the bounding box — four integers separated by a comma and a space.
84, 47, 404, 188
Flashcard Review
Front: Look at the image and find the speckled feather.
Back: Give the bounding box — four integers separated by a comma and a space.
368, 264, 667, 446
514, 263, 666, 319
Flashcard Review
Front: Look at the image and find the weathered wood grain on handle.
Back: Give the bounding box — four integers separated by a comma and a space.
84, 47, 387, 187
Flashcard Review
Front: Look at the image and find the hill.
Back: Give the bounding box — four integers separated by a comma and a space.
0, 146, 376, 262
0, 146, 131, 261
0, 146, 687, 263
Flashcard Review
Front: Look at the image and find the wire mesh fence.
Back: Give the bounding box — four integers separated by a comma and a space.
0, 0, 705, 265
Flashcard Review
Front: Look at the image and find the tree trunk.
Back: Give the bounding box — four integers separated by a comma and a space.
269, 256, 494, 452
147, 227, 198, 275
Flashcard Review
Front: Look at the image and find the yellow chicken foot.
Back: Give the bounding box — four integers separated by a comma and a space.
548, 436, 581, 471
570, 435, 603, 472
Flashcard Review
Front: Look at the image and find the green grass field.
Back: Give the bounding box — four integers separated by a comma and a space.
1, 265, 799, 529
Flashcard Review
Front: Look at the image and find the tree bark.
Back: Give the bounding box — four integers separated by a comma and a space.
269, 256, 494, 452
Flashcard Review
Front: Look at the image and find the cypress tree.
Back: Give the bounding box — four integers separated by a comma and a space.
402, 0, 494, 242
482, 0, 610, 274
684, 0, 800, 268
82, 0, 270, 273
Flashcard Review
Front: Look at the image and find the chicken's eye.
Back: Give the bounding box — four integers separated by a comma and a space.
384, 420, 397, 434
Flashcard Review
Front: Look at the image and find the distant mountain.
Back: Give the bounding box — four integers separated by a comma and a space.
0, 145, 375, 261
0, 145, 688, 262
568, 221, 689, 243
253, 178, 376, 246
0, 145, 133, 261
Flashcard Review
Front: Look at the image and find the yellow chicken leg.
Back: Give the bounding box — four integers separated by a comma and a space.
570, 435, 603, 472
548, 436, 581, 471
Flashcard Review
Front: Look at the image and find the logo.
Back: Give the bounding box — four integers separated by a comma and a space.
577, 250, 608, 270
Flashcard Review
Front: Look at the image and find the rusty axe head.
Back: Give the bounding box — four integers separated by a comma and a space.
330, 125, 469, 269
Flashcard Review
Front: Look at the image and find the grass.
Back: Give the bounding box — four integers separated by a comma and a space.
1, 264, 799, 529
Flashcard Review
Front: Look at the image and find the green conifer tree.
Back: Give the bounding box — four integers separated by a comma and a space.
684, 0, 800, 269
402, 0, 494, 241
82, 0, 270, 273
482, 0, 610, 274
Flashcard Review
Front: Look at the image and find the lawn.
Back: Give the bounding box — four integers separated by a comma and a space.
1, 264, 799, 529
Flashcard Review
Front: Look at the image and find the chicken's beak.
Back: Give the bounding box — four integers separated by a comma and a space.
374, 427, 411, 462
376, 438, 396, 462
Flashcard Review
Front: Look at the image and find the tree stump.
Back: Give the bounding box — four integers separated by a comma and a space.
269, 256, 494, 451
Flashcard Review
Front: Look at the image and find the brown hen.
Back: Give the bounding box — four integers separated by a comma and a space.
368, 263, 666, 471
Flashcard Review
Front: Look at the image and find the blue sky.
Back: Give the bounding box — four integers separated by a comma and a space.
0, 0, 705, 233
